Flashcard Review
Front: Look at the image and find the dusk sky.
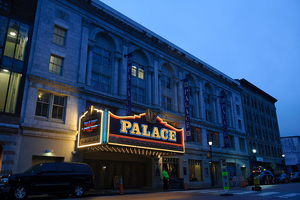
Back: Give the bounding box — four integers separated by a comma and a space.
99, 0, 300, 138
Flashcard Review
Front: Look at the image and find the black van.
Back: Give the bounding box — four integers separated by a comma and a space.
0, 162, 94, 199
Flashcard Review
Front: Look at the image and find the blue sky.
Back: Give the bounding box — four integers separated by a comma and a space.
99, 0, 300, 137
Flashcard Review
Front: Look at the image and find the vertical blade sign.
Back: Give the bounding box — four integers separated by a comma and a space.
220, 95, 229, 148
126, 53, 133, 116
183, 78, 191, 141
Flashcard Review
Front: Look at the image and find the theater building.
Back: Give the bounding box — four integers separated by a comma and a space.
8, 0, 253, 188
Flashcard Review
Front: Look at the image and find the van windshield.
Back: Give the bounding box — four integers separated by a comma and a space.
24, 164, 42, 173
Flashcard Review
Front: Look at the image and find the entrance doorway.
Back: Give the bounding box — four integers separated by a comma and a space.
85, 160, 146, 189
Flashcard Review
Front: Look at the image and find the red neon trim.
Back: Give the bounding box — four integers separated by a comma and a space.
109, 133, 184, 147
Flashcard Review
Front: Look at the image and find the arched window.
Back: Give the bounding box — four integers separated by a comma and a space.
161, 63, 174, 111
204, 83, 213, 123
91, 33, 115, 94
131, 50, 148, 104
185, 74, 196, 118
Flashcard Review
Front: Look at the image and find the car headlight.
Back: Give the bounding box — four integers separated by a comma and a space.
0, 178, 9, 185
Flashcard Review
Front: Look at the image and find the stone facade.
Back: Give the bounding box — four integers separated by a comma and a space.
1, 0, 279, 188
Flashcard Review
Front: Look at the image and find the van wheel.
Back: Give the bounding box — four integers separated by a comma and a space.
71, 183, 85, 198
11, 184, 29, 200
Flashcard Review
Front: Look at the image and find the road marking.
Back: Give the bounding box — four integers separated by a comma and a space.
231, 191, 256, 195
277, 193, 300, 199
256, 192, 279, 196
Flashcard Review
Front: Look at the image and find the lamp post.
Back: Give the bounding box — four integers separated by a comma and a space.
282, 154, 286, 173
209, 141, 214, 187
252, 149, 257, 171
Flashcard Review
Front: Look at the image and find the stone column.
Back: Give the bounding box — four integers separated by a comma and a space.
195, 87, 200, 119
147, 67, 154, 105
153, 54, 159, 108
199, 81, 205, 120
119, 41, 128, 99
212, 95, 217, 124
78, 18, 90, 85
86, 41, 94, 86
173, 77, 179, 113
113, 52, 122, 96
158, 72, 162, 107
178, 71, 184, 114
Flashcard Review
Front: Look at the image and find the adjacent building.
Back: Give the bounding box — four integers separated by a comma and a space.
0, 0, 282, 189
281, 136, 300, 173
0, 0, 38, 174
238, 79, 283, 175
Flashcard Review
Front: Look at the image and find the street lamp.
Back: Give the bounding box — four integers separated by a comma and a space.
209, 141, 214, 187
252, 149, 257, 171
282, 154, 286, 173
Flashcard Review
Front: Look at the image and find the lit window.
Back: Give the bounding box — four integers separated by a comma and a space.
35, 91, 66, 121
49, 55, 63, 75
132, 66, 137, 77
53, 25, 66, 46
132, 64, 144, 79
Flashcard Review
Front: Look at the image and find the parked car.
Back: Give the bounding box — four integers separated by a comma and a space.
274, 173, 290, 184
248, 170, 275, 185
290, 172, 300, 182
0, 162, 95, 199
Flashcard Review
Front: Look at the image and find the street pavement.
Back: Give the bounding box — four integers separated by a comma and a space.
24, 182, 300, 199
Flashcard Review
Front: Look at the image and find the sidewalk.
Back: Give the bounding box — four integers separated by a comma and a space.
85, 183, 224, 197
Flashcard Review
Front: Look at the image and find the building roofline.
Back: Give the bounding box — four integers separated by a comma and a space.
236, 78, 277, 102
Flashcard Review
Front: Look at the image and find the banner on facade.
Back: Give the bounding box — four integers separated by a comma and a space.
183, 78, 191, 141
220, 95, 229, 148
126, 52, 133, 116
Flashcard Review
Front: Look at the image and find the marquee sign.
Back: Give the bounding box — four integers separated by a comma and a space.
77, 108, 185, 153
107, 112, 185, 153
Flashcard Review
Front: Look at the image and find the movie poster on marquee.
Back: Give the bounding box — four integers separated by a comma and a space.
77, 108, 103, 148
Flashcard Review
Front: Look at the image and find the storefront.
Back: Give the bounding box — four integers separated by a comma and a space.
76, 107, 185, 188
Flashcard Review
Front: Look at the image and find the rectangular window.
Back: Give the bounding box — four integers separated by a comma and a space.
53, 25, 66, 46
49, 55, 63, 75
239, 138, 245, 152
236, 104, 240, 115
138, 67, 144, 79
189, 105, 194, 118
191, 127, 195, 142
207, 131, 218, 146
35, 91, 66, 121
188, 160, 202, 182
0, 70, 22, 113
132, 86, 145, 104
229, 135, 234, 149
205, 110, 212, 122
132, 64, 144, 79
162, 95, 172, 111
238, 120, 242, 129
189, 127, 201, 143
